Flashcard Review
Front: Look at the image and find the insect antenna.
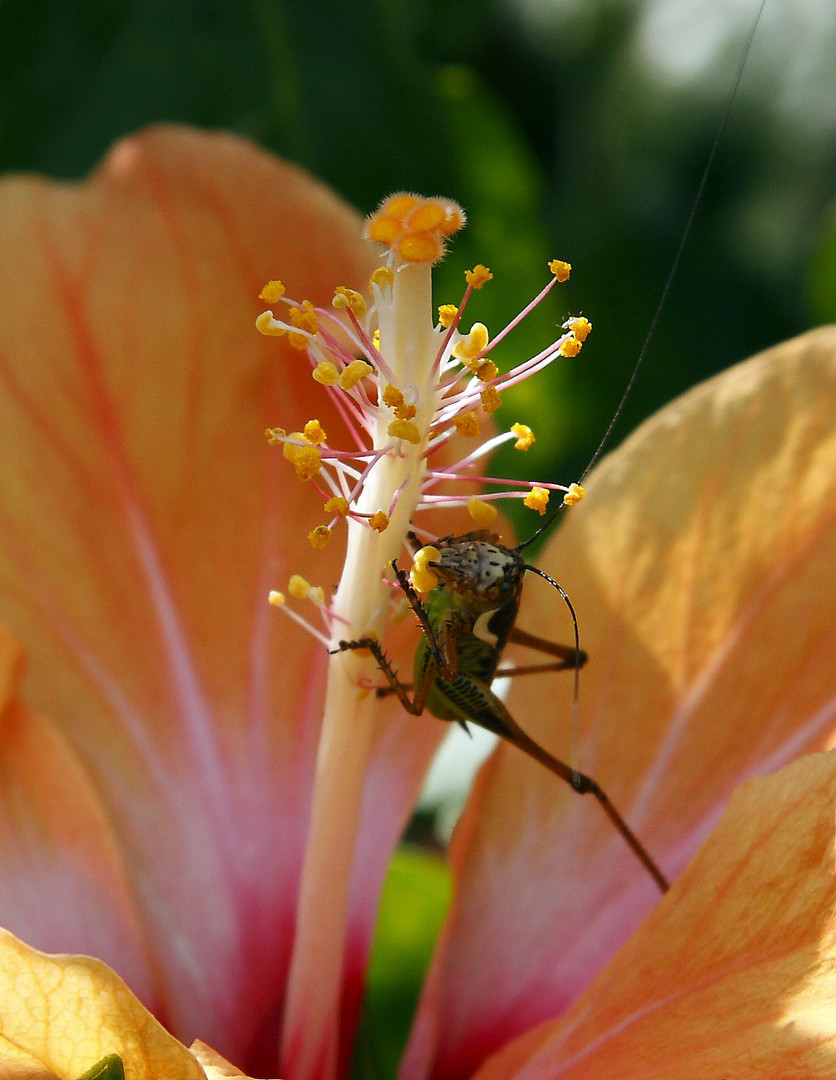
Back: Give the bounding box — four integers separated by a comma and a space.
516, 0, 767, 557
523, 563, 583, 781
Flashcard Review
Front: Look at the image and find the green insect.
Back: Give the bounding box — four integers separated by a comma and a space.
337, 526, 670, 893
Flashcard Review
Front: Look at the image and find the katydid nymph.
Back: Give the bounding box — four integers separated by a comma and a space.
335, 522, 671, 893
333, 3, 767, 897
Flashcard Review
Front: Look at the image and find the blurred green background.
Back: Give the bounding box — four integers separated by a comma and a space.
2, 1, 833, 1076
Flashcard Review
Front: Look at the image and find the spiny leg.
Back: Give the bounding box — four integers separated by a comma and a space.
333, 636, 433, 715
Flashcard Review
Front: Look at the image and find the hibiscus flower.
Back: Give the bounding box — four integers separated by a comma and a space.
0, 126, 834, 1080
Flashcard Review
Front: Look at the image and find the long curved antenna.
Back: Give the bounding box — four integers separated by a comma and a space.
524, 563, 582, 780
517, 0, 767, 555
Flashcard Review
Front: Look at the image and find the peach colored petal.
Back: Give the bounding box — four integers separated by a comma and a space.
0, 623, 151, 996
190, 1040, 277, 1079
0, 126, 439, 1073
0, 927, 203, 1080
473, 751, 836, 1079
402, 328, 836, 1078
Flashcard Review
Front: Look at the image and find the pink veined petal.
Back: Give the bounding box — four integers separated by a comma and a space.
401, 328, 836, 1079
0, 125, 391, 1074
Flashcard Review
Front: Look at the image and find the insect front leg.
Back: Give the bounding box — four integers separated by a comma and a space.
333, 636, 434, 716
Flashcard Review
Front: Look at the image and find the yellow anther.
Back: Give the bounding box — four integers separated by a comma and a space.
563, 482, 586, 506
332, 286, 367, 317
265, 426, 287, 445
372, 329, 380, 350
303, 419, 327, 445
559, 336, 582, 358
370, 266, 395, 289
288, 574, 312, 599
454, 411, 481, 437
339, 359, 374, 389
289, 300, 318, 335
324, 497, 350, 517
382, 384, 405, 409
549, 259, 572, 282
566, 316, 592, 342
481, 386, 502, 414
268, 590, 285, 606
438, 303, 458, 328
308, 525, 332, 549
283, 437, 322, 480
388, 418, 421, 444
524, 487, 550, 514
453, 322, 490, 362
468, 497, 498, 527
255, 311, 286, 337
259, 280, 286, 303
465, 264, 493, 289
474, 359, 498, 383
410, 545, 441, 593
312, 361, 340, 385
369, 511, 389, 533
511, 423, 535, 451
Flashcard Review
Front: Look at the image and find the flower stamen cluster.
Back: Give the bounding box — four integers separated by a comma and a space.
256, 193, 590, 633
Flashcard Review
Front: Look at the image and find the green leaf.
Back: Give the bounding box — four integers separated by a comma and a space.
350, 847, 451, 1080
76, 1054, 125, 1080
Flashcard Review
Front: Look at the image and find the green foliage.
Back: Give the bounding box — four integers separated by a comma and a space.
1, 0, 831, 505
350, 847, 451, 1080
76, 1054, 125, 1080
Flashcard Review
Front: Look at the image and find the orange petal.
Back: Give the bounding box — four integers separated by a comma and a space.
0, 623, 151, 996
401, 328, 836, 1078
473, 751, 836, 1078
0, 126, 390, 1071
0, 927, 203, 1079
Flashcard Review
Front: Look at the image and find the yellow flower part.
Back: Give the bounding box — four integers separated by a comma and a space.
303, 419, 327, 445
453, 322, 489, 363
465, 264, 493, 289
312, 360, 340, 385
566, 315, 592, 342
549, 259, 572, 282
283, 436, 322, 480
289, 575, 325, 605
454, 411, 481, 438
308, 525, 332, 549
563, 482, 586, 506
468, 497, 498, 527
387, 418, 421, 444
369, 511, 389, 533
410, 545, 441, 593
324, 497, 350, 517
258, 279, 286, 303
438, 303, 458, 328
332, 286, 367, 317
254, 311, 286, 337
511, 423, 535, 451
473, 358, 498, 383
524, 486, 550, 514
559, 336, 582, 358
481, 386, 502, 414
365, 193, 466, 265
339, 359, 374, 390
